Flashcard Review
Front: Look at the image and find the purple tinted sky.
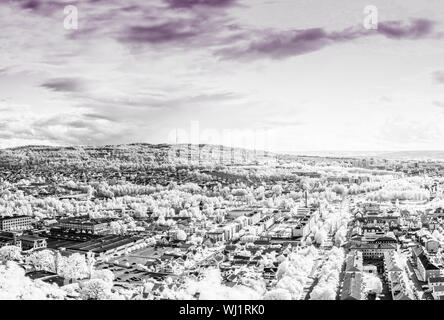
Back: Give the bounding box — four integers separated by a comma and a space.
1, 0, 444, 151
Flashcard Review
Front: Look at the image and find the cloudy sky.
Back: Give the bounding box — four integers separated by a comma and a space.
1, 0, 444, 152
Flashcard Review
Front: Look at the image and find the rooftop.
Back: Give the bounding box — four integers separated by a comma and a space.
429, 276, 444, 283
418, 253, 440, 270
66, 235, 142, 254
341, 272, 362, 300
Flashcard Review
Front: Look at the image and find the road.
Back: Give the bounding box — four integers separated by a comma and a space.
302, 256, 324, 300
336, 196, 353, 300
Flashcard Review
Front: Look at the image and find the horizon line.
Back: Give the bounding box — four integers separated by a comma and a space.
2, 142, 444, 160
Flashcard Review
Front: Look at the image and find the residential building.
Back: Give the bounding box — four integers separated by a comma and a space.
431, 285, 444, 300
349, 243, 397, 259
417, 252, 442, 281
345, 250, 363, 273
206, 230, 225, 242
0, 231, 22, 249
19, 234, 47, 251
0, 215, 33, 232
341, 272, 363, 300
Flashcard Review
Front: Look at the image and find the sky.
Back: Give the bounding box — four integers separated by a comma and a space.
1, 0, 444, 153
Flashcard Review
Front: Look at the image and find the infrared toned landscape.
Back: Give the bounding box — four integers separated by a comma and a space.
1, 0, 444, 302
1, 145, 444, 300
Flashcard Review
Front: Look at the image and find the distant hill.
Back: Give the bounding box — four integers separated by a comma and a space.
0, 143, 280, 167
3, 144, 444, 168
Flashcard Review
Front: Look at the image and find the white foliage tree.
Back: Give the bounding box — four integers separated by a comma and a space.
80, 278, 113, 300
0, 245, 22, 263
27, 250, 56, 272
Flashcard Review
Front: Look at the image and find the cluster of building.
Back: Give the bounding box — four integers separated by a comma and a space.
0, 215, 47, 251
348, 203, 399, 260
0, 200, 318, 294
3, 143, 444, 301
339, 198, 444, 300
383, 251, 414, 300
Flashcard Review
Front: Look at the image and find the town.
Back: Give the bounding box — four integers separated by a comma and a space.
1, 143, 444, 300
